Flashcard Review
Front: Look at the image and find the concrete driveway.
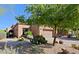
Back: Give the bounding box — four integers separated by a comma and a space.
45, 36, 79, 46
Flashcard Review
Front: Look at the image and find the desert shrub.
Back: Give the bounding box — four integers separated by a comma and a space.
71, 44, 79, 50
71, 44, 76, 48
18, 37, 25, 41
30, 35, 47, 45
58, 48, 69, 54
59, 40, 63, 44
77, 45, 79, 50
75, 45, 79, 50
61, 48, 69, 54
71, 44, 78, 49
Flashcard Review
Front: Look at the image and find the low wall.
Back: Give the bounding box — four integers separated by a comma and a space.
0, 32, 6, 40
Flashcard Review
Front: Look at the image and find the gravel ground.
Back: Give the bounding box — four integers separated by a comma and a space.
0, 37, 79, 54
0, 38, 31, 54
43, 36, 79, 54
43, 44, 79, 54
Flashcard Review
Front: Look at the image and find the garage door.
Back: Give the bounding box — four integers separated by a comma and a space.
42, 30, 53, 39
42, 29, 53, 43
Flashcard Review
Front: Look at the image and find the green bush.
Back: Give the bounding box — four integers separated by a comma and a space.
24, 30, 32, 36
18, 37, 25, 41
30, 35, 47, 45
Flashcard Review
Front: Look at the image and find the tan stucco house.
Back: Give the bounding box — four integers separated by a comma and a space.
6, 23, 68, 38
6, 23, 55, 38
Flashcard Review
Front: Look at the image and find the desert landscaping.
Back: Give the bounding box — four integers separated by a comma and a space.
0, 36, 79, 54
0, 4, 79, 54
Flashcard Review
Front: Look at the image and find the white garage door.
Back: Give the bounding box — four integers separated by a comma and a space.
42, 30, 53, 43
42, 30, 52, 39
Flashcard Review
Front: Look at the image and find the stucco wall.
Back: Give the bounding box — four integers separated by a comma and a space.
18, 24, 30, 38
0, 32, 6, 39
13, 24, 30, 38
12, 24, 54, 38
13, 25, 18, 37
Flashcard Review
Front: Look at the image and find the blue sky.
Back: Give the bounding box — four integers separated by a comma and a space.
0, 4, 31, 30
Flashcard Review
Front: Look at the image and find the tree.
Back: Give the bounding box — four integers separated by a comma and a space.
16, 15, 27, 24
15, 4, 79, 46
26, 5, 48, 25
26, 4, 79, 46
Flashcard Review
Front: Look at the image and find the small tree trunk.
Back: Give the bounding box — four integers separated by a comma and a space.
53, 25, 57, 46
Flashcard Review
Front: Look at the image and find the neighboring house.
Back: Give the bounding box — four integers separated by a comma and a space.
6, 23, 68, 38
